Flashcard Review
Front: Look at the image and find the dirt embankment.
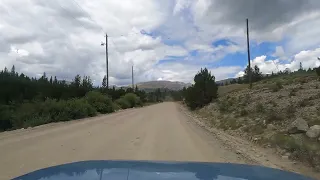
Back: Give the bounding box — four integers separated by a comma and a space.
190, 75, 320, 178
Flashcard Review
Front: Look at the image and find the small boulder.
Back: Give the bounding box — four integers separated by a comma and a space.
267, 124, 277, 130
288, 118, 309, 134
306, 125, 320, 138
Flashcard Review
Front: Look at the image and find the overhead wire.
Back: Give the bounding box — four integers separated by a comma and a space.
70, 0, 105, 33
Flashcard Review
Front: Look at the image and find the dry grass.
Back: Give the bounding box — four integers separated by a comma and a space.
218, 84, 247, 97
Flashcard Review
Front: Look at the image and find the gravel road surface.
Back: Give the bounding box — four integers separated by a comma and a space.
0, 102, 251, 179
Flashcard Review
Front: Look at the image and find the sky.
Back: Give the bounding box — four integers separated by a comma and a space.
1, 0, 320, 86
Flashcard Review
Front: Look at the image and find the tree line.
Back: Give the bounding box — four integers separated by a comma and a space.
0, 66, 168, 131
177, 63, 320, 110
219, 63, 320, 86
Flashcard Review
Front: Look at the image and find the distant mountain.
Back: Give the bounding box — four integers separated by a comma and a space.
136, 81, 191, 91
216, 78, 237, 85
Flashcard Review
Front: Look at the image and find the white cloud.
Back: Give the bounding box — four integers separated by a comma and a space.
237, 47, 320, 76
0, 0, 320, 86
272, 46, 286, 60
144, 62, 242, 83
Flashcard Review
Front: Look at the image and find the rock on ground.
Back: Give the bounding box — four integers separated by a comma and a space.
306, 125, 320, 138
288, 118, 309, 134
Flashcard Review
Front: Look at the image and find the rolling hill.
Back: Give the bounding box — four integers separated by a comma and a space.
136, 81, 191, 91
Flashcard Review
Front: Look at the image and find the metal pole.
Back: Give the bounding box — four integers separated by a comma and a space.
246, 19, 252, 89
106, 34, 109, 89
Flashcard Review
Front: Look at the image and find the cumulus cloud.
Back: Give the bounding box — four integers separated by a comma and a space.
236, 47, 320, 77
0, 0, 320, 86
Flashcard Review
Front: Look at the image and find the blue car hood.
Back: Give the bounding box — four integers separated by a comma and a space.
13, 160, 313, 180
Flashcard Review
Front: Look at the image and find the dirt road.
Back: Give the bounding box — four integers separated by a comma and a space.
0, 102, 252, 179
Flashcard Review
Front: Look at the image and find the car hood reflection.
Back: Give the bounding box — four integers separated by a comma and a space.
13, 160, 313, 180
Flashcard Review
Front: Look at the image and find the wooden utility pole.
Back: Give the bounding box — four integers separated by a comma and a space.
105, 34, 109, 89
132, 65, 134, 90
246, 19, 252, 89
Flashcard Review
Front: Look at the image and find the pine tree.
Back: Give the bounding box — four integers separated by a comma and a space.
243, 65, 253, 83
11, 65, 15, 75
49, 76, 53, 84
252, 65, 262, 82
316, 66, 320, 77
184, 68, 218, 110
299, 62, 303, 71
53, 76, 58, 84
307, 67, 312, 72
73, 75, 81, 87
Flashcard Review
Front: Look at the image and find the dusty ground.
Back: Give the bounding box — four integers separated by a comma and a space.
0, 102, 318, 179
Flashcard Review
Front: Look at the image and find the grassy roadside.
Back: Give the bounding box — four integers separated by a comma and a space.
194, 74, 320, 170
0, 92, 144, 131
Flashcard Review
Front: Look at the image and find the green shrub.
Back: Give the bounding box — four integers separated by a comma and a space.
85, 91, 114, 114
64, 98, 97, 119
243, 123, 265, 135
255, 103, 265, 113
11, 98, 97, 129
218, 117, 240, 130
123, 93, 141, 108
289, 89, 296, 97
316, 66, 320, 77
218, 100, 230, 113
265, 108, 284, 123
0, 105, 14, 131
115, 98, 130, 109
112, 103, 121, 111
239, 108, 248, 117
285, 104, 296, 118
271, 133, 299, 152
269, 81, 283, 92
298, 98, 312, 107
11, 102, 40, 128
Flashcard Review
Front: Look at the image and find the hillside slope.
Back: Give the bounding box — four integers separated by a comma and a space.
195, 73, 320, 170
136, 81, 191, 91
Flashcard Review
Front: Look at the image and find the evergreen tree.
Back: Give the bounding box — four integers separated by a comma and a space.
299, 62, 303, 71
72, 75, 81, 87
243, 65, 253, 83
184, 68, 218, 110
11, 65, 15, 75
307, 67, 312, 72
316, 66, 320, 77
252, 65, 262, 82
53, 76, 58, 84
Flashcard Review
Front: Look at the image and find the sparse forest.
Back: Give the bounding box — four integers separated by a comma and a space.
181, 63, 320, 110
0, 66, 170, 131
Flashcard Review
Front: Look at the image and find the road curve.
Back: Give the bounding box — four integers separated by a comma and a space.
0, 102, 248, 179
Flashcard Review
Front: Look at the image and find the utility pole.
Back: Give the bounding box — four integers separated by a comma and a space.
106, 34, 109, 89
101, 34, 109, 89
246, 19, 252, 89
132, 65, 134, 90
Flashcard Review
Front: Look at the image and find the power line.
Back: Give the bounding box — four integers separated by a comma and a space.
70, 0, 105, 33
55, 1, 93, 32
